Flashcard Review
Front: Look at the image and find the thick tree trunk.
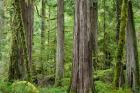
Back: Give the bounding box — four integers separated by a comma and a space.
114, 0, 127, 88
20, 0, 34, 81
126, 1, 140, 93
55, 0, 64, 86
8, 0, 30, 81
69, 0, 80, 92
20, 0, 34, 71
69, 0, 96, 93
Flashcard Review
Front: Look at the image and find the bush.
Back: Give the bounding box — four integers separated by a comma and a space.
0, 80, 12, 93
95, 81, 131, 93
94, 69, 113, 83
12, 81, 39, 93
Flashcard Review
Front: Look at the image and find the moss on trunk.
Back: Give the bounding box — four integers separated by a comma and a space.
8, 0, 31, 82
114, 0, 128, 88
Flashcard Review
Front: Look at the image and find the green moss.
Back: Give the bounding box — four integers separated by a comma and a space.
8, 0, 31, 81
114, 0, 128, 87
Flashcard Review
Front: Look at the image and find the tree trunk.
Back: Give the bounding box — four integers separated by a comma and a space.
91, 0, 98, 69
20, 0, 34, 70
90, 0, 98, 92
40, 0, 46, 74
0, 0, 4, 61
55, 0, 64, 86
126, 1, 140, 93
47, 7, 51, 66
8, 0, 30, 81
69, 0, 96, 93
114, 0, 127, 88
116, 0, 122, 43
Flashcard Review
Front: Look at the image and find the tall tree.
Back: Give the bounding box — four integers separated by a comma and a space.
55, 0, 64, 86
40, 0, 46, 74
20, 0, 34, 69
69, 0, 96, 92
116, 0, 122, 43
8, 0, 32, 82
126, 0, 140, 92
0, 0, 4, 61
114, 0, 127, 88
90, 0, 98, 92
91, 0, 98, 68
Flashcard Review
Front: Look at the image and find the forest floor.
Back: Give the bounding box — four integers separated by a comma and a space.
0, 69, 131, 93
39, 82, 131, 93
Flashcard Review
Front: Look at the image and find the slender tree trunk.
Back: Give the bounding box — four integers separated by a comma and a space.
69, 0, 96, 93
116, 0, 122, 43
91, 0, 98, 64
8, 0, 30, 81
126, 1, 140, 93
114, 0, 127, 88
0, 0, 4, 61
90, 0, 98, 92
103, 0, 108, 69
40, 0, 46, 74
47, 7, 51, 65
55, 0, 64, 86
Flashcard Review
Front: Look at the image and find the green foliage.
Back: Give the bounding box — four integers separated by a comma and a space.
0, 80, 133, 93
94, 69, 113, 83
11, 81, 39, 93
95, 81, 131, 93
0, 80, 12, 93
40, 87, 67, 93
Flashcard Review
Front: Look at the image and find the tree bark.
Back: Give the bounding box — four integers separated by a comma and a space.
126, 1, 140, 93
90, 0, 98, 92
55, 0, 64, 86
116, 0, 122, 43
8, 0, 30, 81
114, 0, 127, 88
40, 0, 46, 74
69, 0, 96, 93
20, 0, 34, 71
0, 0, 4, 61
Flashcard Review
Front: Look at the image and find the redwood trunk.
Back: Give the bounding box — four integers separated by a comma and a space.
70, 0, 96, 93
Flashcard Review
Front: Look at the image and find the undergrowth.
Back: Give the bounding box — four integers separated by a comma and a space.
0, 80, 131, 93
